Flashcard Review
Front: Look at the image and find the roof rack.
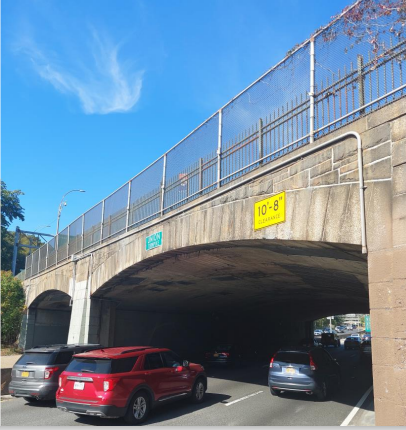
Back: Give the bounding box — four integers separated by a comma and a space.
119, 347, 152, 355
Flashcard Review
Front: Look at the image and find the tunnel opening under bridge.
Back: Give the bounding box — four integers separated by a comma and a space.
90, 239, 369, 360
19, 290, 72, 350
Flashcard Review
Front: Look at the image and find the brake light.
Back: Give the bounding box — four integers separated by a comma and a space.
103, 379, 118, 392
269, 353, 277, 368
222, 352, 230, 357
59, 377, 62, 387
44, 367, 59, 379
309, 355, 317, 371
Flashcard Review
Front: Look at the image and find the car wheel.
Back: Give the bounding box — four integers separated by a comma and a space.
191, 378, 206, 404
316, 382, 328, 401
23, 397, 37, 403
270, 388, 279, 396
124, 390, 150, 425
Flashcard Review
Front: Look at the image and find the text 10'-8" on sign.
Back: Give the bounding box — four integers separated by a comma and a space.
254, 191, 286, 231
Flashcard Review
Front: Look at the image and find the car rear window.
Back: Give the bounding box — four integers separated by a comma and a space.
66, 356, 138, 374
274, 352, 310, 365
16, 352, 55, 365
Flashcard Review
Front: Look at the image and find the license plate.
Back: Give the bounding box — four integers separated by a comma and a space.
286, 367, 296, 374
74, 381, 85, 390
213, 353, 219, 357
21, 371, 29, 378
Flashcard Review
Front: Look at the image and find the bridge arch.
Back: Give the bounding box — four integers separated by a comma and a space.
91, 239, 368, 356
19, 290, 72, 350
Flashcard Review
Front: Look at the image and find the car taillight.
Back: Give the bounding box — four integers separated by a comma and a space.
269, 353, 277, 368
103, 379, 118, 392
59, 377, 62, 387
222, 352, 230, 357
309, 355, 317, 371
44, 367, 59, 379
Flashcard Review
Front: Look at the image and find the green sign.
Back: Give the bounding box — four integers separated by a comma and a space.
365, 315, 371, 333
146, 232, 162, 251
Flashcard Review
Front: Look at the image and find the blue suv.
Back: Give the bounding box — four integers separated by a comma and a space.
268, 346, 340, 400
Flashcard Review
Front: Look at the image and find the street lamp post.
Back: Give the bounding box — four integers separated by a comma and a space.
56, 190, 86, 237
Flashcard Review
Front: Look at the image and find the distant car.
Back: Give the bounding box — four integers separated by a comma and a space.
360, 340, 372, 363
335, 327, 343, 333
56, 346, 207, 424
204, 344, 243, 367
323, 328, 331, 333
344, 336, 361, 350
8, 344, 102, 402
321, 332, 340, 348
268, 347, 341, 401
314, 329, 322, 336
362, 333, 372, 341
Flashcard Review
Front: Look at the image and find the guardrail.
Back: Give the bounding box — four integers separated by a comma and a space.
22, 0, 406, 280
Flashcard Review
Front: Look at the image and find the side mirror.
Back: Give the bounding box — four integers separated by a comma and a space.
183, 360, 190, 367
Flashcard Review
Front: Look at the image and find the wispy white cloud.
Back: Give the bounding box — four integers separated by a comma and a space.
15, 30, 144, 114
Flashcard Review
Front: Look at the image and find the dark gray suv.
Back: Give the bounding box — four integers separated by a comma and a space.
9, 344, 102, 402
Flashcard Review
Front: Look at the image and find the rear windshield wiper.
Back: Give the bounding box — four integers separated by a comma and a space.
80, 369, 95, 373
25, 362, 35, 364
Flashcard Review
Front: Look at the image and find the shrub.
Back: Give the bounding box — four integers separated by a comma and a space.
1, 271, 25, 345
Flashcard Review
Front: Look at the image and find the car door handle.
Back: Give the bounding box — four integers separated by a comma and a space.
144, 372, 151, 375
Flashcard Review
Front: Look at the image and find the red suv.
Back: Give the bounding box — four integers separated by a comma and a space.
56, 346, 207, 424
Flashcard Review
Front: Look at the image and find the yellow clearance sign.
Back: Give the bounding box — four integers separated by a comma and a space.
254, 191, 286, 230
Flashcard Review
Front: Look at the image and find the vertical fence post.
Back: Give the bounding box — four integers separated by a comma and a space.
100, 200, 105, 244
67, 225, 70, 260
55, 233, 58, 266
199, 158, 203, 193
81, 215, 85, 253
258, 118, 263, 164
160, 154, 167, 216
45, 243, 49, 270
126, 181, 132, 232
309, 37, 315, 144
217, 109, 223, 188
357, 54, 365, 114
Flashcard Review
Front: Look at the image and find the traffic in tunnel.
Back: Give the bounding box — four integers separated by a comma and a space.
90, 239, 370, 363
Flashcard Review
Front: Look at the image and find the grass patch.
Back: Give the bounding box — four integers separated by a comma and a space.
1, 345, 23, 356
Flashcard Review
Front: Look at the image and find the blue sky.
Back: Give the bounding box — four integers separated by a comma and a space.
2, 0, 352, 234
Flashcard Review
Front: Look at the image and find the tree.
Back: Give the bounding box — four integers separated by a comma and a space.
0, 181, 37, 273
1, 181, 25, 229
1, 271, 25, 345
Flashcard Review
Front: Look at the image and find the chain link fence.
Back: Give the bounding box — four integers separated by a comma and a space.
23, 0, 406, 280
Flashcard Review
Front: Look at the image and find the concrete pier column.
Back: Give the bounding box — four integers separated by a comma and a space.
368, 115, 406, 426
67, 280, 91, 344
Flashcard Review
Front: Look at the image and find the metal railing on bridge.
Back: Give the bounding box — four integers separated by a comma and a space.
23, 0, 406, 280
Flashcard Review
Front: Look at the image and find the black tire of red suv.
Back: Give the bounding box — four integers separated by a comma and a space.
124, 390, 151, 425
190, 378, 206, 404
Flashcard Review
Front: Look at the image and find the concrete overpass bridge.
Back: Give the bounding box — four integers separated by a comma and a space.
19, 9, 406, 425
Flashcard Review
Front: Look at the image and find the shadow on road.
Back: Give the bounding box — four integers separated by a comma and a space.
73, 392, 231, 426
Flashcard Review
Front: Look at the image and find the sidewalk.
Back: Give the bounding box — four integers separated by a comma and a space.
1, 355, 21, 369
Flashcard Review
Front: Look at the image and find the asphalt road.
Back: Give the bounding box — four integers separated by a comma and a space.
1, 341, 372, 426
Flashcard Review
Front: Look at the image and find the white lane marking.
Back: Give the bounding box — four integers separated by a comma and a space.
340, 385, 373, 426
224, 391, 264, 406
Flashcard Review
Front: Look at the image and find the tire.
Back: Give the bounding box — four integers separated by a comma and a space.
270, 387, 279, 396
190, 378, 206, 404
23, 397, 37, 403
315, 382, 328, 401
124, 390, 151, 425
